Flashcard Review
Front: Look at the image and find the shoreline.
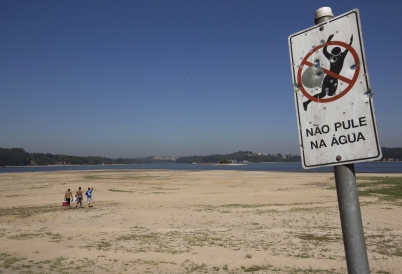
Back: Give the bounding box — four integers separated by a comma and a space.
1, 162, 402, 175
1, 170, 401, 273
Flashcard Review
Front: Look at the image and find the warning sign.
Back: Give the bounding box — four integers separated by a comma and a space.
298, 40, 360, 105
288, 9, 381, 169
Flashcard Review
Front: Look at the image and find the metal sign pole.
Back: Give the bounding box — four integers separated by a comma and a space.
315, 7, 370, 274
334, 164, 370, 273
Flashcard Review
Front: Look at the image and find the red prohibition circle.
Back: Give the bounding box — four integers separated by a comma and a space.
297, 41, 360, 103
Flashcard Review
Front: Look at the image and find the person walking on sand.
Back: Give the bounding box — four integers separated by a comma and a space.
64, 189, 73, 209
75, 187, 83, 208
85, 187, 93, 207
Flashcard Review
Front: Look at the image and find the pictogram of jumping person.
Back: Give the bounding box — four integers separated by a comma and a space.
303, 34, 353, 111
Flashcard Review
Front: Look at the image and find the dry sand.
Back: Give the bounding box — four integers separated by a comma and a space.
0, 170, 401, 273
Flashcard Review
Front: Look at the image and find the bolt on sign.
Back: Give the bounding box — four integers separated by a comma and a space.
288, 9, 381, 169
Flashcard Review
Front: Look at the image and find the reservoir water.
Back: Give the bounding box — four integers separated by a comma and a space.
1, 162, 402, 173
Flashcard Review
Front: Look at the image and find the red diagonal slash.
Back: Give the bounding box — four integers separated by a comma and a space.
297, 41, 360, 103
302, 60, 353, 85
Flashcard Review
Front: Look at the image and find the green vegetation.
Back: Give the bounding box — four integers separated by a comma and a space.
219, 159, 232, 164
0, 253, 26, 269
0, 148, 30, 166
45, 232, 63, 243
176, 150, 301, 163
108, 188, 134, 193
9, 233, 42, 240
96, 240, 112, 251
382, 147, 402, 161
297, 233, 341, 242
357, 176, 402, 202
181, 260, 207, 273
0, 205, 60, 218
0, 147, 174, 166
241, 264, 271, 272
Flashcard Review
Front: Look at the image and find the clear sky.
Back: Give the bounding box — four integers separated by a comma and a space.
1, 0, 401, 158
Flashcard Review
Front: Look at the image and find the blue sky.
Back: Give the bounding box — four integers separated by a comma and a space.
1, 0, 401, 158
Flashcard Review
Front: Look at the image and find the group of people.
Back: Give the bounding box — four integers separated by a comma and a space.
64, 187, 93, 209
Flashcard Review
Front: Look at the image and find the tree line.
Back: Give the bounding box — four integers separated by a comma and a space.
0, 148, 174, 166
178, 148, 402, 163
381, 147, 402, 161
175, 151, 301, 163
1, 147, 401, 167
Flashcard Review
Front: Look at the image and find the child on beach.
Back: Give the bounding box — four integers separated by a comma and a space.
85, 187, 93, 207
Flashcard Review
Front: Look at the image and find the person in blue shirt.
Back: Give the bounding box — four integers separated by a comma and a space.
85, 187, 93, 207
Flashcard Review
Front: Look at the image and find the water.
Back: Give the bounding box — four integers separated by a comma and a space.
1, 162, 401, 173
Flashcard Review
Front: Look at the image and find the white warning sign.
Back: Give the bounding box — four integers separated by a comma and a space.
288, 9, 381, 169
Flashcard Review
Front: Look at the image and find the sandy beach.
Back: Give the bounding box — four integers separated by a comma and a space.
0, 170, 401, 273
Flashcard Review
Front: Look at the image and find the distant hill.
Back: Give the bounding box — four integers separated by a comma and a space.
175, 151, 301, 163
381, 147, 402, 161
176, 148, 402, 163
0, 148, 175, 166
1, 147, 401, 167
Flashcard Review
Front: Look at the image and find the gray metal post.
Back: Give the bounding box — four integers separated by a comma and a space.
315, 7, 371, 274
334, 164, 370, 273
